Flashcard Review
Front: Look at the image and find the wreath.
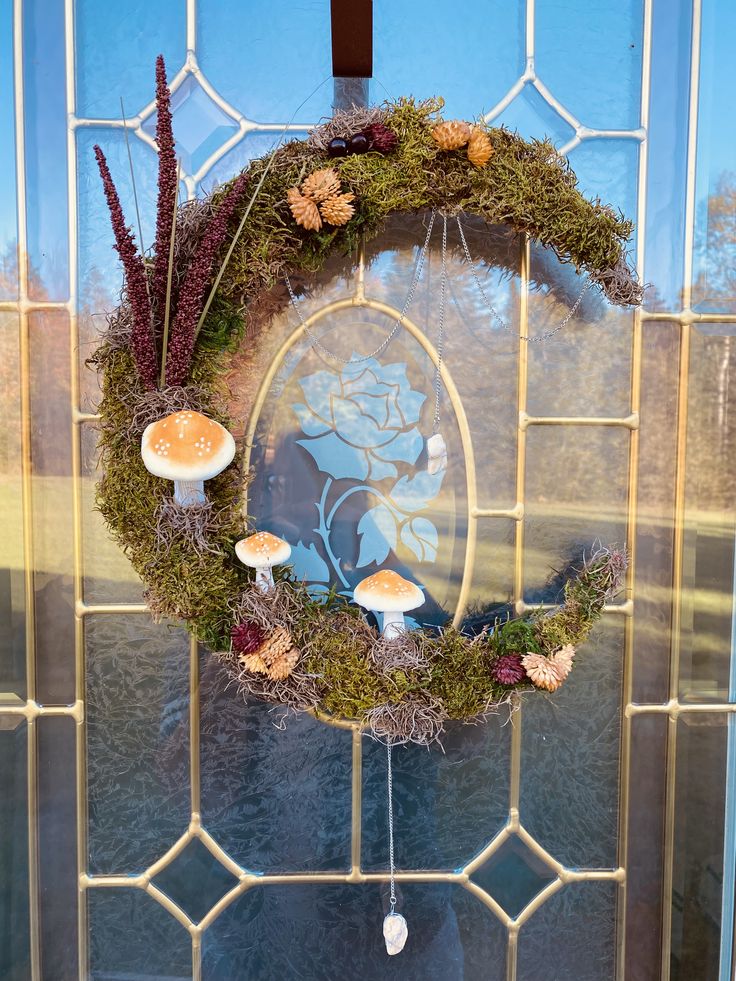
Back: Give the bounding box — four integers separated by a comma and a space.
92, 58, 637, 746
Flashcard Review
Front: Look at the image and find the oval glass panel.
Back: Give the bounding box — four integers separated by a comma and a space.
244, 307, 469, 627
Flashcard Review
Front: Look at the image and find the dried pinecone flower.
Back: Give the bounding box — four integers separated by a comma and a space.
550, 644, 575, 679
432, 119, 471, 151
467, 126, 494, 168
287, 187, 322, 231
490, 652, 526, 686
522, 652, 563, 692
362, 122, 398, 154
320, 192, 356, 226
235, 623, 300, 681
301, 167, 341, 203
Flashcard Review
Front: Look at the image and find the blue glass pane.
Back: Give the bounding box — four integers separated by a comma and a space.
0, 721, 30, 981
23, 0, 69, 300
536, 0, 644, 131
567, 139, 640, 248
643, 0, 692, 310
141, 74, 239, 177
202, 882, 506, 981
200, 663, 352, 874
517, 882, 617, 981
361, 720, 510, 872
520, 621, 624, 868
153, 838, 238, 923
0, 0, 17, 300
470, 835, 556, 918
88, 888, 191, 981
198, 1, 333, 124
692, 0, 736, 312
77, 127, 158, 304
203, 130, 310, 194
86, 615, 191, 874
75, 0, 185, 119
373, 0, 524, 119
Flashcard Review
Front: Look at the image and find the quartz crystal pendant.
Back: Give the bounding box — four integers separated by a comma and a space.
383, 912, 409, 955
426, 433, 447, 475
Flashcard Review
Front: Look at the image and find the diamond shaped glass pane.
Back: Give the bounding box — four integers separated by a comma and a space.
152, 838, 238, 923
470, 834, 557, 918
142, 74, 239, 174
493, 84, 575, 147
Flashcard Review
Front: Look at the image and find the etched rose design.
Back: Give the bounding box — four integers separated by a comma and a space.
290, 355, 446, 590
293, 356, 425, 481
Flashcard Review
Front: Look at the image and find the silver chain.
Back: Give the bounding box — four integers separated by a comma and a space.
285, 211, 436, 366
455, 215, 593, 342
432, 213, 448, 434
387, 739, 397, 914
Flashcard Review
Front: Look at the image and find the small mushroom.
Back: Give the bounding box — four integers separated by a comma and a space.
141, 410, 236, 506
353, 569, 424, 639
235, 531, 292, 591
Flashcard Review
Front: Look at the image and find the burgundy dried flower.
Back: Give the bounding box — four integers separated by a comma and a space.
231, 619, 266, 655
490, 652, 526, 686
165, 171, 251, 385
93, 145, 158, 389
362, 122, 399, 154
151, 54, 178, 334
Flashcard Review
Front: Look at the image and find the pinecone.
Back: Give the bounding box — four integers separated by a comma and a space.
301, 167, 341, 203
362, 122, 398, 154
490, 652, 526, 685
287, 187, 322, 231
431, 120, 471, 151
467, 127, 493, 168
320, 192, 356, 226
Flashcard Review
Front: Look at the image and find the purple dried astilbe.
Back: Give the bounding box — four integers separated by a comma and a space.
165, 172, 251, 385
232, 620, 266, 655
94, 145, 158, 389
490, 652, 526, 686
151, 54, 178, 334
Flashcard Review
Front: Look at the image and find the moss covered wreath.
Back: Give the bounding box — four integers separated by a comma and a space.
92, 58, 637, 744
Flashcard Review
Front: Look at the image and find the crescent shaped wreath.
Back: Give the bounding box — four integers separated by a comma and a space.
91, 57, 637, 745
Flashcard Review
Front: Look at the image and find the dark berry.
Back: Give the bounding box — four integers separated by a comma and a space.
348, 132, 370, 154
327, 137, 349, 157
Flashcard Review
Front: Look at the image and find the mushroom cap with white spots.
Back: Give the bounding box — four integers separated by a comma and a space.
235, 531, 292, 568
141, 410, 236, 483
353, 570, 424, 614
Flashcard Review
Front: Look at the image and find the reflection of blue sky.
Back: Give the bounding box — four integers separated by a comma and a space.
1, 0, 735, 309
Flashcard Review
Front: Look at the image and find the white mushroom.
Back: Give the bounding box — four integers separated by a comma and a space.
353, 569, 424, 639
235, 531, 292, 591
141, 410, 236, 506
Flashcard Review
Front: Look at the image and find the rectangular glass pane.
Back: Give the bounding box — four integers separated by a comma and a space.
0, 718, 30, 981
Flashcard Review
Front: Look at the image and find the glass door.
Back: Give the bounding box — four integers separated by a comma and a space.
2, 0, 736, 978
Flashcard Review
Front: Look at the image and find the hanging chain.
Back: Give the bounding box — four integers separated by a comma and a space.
455, 215, 593, 342
432, 213, 448, 435
285, 211, 436, 366
387, 739, 397, 915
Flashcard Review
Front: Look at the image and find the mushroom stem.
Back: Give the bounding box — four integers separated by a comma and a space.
381, 611, 406, 640
255, 566, 275, 592
174, 479, 206, 506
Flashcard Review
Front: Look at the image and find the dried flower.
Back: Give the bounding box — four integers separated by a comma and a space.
165, 172, 251, 385
151, 55, 179, 334
319, 192, 356, 226
467, 127, 493, 168
550, 644, 575, 680
522, 652, 562, 692
287, 188, 322, 231
232, 619, 266, 655
432, 120, 471, 150
490, 652, 526, 685
93, 145, 158, 389
362, 122, 398, 154
301, 168, 341, 203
